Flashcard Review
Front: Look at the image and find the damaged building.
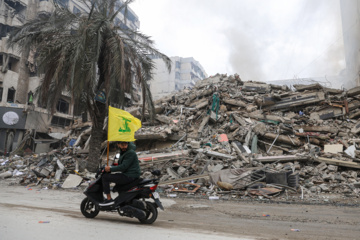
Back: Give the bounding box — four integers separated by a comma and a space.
0, 0, 140, 154
1, 73, 360, 204
150, 56, 208, 100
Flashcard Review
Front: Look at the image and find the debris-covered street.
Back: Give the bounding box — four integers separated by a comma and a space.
1, 1, 360, 239
1, 180, 360, 240
1, 74, 360, 205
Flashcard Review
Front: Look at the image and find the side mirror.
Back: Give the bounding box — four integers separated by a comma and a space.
115, 153, 120, 159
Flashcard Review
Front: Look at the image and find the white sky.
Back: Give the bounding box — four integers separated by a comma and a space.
130, 0, 345, 82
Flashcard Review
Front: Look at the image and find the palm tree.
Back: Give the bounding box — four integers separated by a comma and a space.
8, 0, 171, 172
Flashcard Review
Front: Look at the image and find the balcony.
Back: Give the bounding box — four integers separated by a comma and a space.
0, 37, 21, 59
0, 69, 19, 84
19, 0, 28, 6
4, 0, 28, 6
37, 1, 54, 17
0, 13, 24, 27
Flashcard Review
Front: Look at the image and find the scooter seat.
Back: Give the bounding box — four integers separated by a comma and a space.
112, 178, 143, 192
139, 179, 153, 185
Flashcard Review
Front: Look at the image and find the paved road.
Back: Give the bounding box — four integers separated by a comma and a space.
1, 182, 360, 240
0, 184, 252, 240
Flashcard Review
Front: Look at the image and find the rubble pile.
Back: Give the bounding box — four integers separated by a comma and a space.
1, 73, 360, 204
134, 74, 360, 202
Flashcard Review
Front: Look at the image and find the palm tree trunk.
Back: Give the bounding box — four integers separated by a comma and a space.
86, 101, 107, 172
86, 46, 107, 172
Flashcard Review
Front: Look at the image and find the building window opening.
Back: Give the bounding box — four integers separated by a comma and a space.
7, 87, 15, 103
51, 116, 72, 127
0, 87, 3, 102
175, 71, 180, 80
8, 58, 19, 72
56, 98, 69, 114
73, 6, 81, 14
175, 61, 181, 69
55, 0, 69, 8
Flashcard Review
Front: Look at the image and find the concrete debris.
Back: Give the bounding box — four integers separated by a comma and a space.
61, 174, 83, 189
1, 74, 360, 204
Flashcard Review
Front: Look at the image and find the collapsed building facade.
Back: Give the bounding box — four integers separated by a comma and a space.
2, 74, 359, 204
128, 74, 360, 202
1, 0, 360, 203
0, 0, 140, 154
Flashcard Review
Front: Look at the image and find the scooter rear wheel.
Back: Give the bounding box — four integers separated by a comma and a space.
81, 197, 99, 218
138, 201, 158, 224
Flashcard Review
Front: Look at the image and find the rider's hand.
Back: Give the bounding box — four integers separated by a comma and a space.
104, 166, 111, 172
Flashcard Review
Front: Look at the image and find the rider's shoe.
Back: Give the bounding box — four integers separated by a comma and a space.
99, 198, 114, 206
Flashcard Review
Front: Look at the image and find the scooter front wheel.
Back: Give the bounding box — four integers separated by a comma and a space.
80, 197, 99, 218
138, 201, 158, 224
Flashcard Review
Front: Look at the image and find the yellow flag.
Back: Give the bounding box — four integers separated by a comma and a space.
108, 106, 142, 142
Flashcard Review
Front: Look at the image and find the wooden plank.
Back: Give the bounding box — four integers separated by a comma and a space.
197, 115, 210, 134
294, 125, 338, 134
138, 150, 189, 163
196, 149, 235, 159
159, 174, 210, 185
314, 157, 360, 169
253, 155, 309, 163
222, 98, 247, 107
263, 133, 302, 146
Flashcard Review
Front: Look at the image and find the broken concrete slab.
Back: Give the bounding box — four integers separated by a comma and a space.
347, 86, 360, 97
265, 92, 326, 111
194, 74, 224, 88
243, 82, 271, 93
351, 120, 360, 134
294, 83, 323, 91
310, 107, 344, 120
61, 174, 83, 188
222, 98, 247, 108
0, 171, 12, 179
190, 141, 201, 149
324, 144, 343, 153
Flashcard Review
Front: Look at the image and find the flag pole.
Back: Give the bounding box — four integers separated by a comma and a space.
106, 141, 110, 166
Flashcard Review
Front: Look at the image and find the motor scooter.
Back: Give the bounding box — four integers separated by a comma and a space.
80, 167, 163, 224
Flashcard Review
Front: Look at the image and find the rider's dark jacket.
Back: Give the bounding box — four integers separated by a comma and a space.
110, 143, 141, 178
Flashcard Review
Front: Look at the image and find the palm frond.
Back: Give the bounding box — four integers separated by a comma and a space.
8, 0, 171, 122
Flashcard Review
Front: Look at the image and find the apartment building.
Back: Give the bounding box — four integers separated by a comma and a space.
150, 56, 207, 100
0, 0, 139, 154
340, 0, 360, 88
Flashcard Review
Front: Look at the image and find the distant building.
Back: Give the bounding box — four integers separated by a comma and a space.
0, 0, 139, 154
340, 0, 360, 88
150, 56, 207, 100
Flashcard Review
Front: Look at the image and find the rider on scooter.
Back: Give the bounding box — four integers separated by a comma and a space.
99, 141, 141, 206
